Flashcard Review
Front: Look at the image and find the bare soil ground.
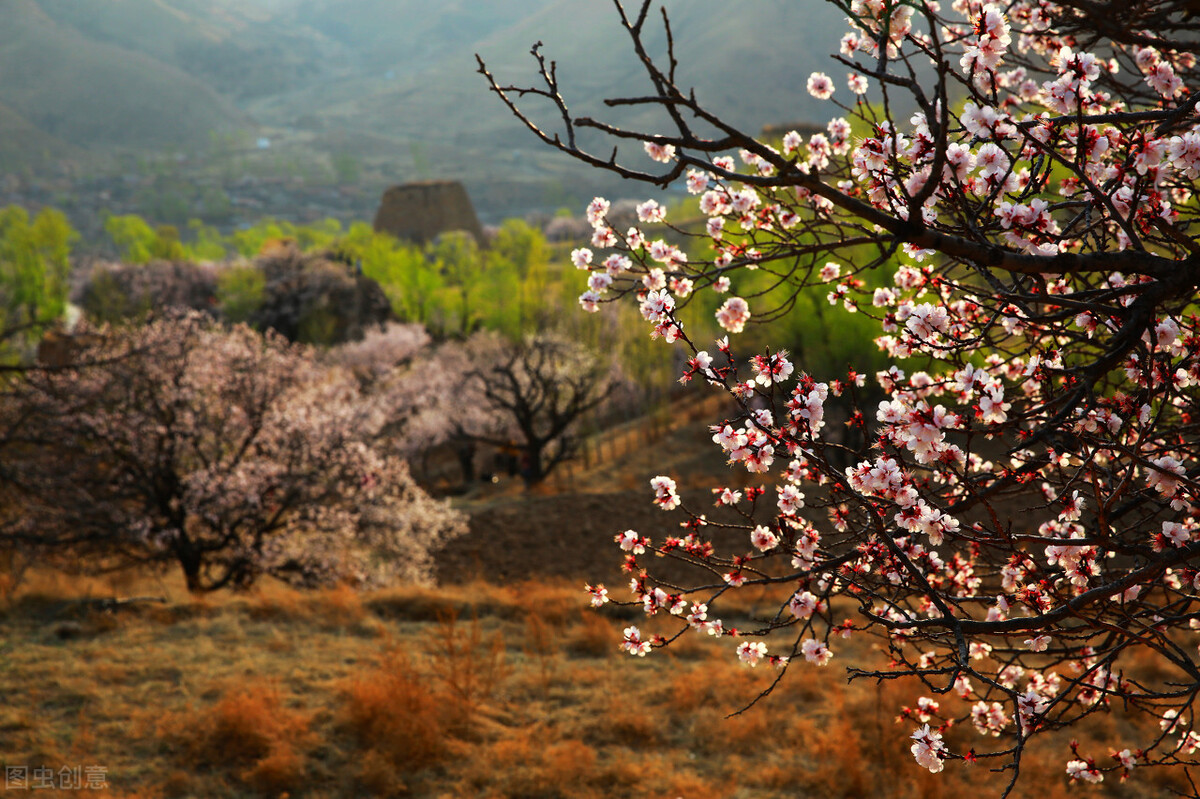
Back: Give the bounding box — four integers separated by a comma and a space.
440, 409, 760, 587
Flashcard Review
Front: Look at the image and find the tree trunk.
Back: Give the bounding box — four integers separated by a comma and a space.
179, 550, 204, 593
521, 445, 545, 486
455, 439, 477, 485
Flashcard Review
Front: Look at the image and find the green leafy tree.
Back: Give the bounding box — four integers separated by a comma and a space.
229, 219, 292, 258
335, 223, 441, 327
0, 206, 76, 356
104, 215, 186, 263
216, 265, 266, 324
487, 219, 552, 336
430, 232, 483, 335
228, 218, 343, 259
184, 220, 229, 262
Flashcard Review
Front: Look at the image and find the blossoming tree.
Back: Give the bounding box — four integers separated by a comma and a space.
2, 312, 465, 592
334, 327, 504, 484
481, 0, 1200, 791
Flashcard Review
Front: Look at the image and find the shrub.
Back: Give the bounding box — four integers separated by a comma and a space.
163, 681, 312, 795
339, 653, 448, 780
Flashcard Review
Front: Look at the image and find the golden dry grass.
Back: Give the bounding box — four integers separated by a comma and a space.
159, 680, 314, 795
0, 567, 1189, 798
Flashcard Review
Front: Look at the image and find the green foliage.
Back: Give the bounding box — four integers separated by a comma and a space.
216, 265, 266, 324
104, 214, 156, 263
0, 206, 76, 355
17, 205, 687, 401
739, 278, 891, 380
485, 219, 552, 337
429, 233, 483, 335
472, 258, 522, 338
185, 220, 230, 262
491, 219, 548, 278
335, 222, 440, 327
228, 218, 344, 258
671, 214, 893, 383
104, 215, 188, 263
152, 225, 188, 262
229, 220, 291, 258
334, 221, 556, 340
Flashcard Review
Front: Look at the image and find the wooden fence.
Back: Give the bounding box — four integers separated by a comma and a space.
547, 391, 731, 490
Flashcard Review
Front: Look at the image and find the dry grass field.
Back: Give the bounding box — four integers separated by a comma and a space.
1, 419, 1194, 798
2, 569, 1195, 797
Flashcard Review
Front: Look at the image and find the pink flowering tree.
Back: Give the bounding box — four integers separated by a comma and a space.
339, 330, 505, 485
2, 312, 465, 592
327, 321, 432, 383
482, 1, 1200, 791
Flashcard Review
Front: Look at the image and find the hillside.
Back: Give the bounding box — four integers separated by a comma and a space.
254, 0, 851, 215
31, 0, 350, 103
0, 0, 848, 219
0, 101, 78, 174
0, 0, 247, 154
288, 0, 560, 75
252, 0, 848, 160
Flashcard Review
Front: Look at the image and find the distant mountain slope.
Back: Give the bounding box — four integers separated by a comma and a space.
256, 1, 846, 150
0, 101, 78, 173
0, 0, 850, 216
32, 0, 344, 102
289, 0, 560, 75
296, 0, 848, 170
0, 0, 246, 152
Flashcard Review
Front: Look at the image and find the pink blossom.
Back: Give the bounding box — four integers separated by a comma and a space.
910, 725, 948, 773
622, 625, 651, 656
616, 529, 646, 554
737, 640, 769, 666
644, 141, 676, 163
789, 591, 821, 619
807, 72, 834, 99
651, 475, 680, 510
801, 638, 832, 666
636, 199, 666, 223
716, 297, 751, 333
585, 197, 610, 226
570, 247, 593, 268
1025, 635, 1051, 652
750, 525, 779, 552
1066, 760, 1103, 783
586, 583, 609, 607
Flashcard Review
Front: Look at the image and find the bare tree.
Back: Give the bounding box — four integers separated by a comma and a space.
470, 333, 616, 484
362, 331, 618, 486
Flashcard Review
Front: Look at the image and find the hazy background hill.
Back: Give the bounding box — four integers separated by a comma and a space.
1, 0, 846, 226
1, 0, 247, 150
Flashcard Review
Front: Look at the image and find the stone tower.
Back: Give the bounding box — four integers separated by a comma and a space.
372, 180, 484, 245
